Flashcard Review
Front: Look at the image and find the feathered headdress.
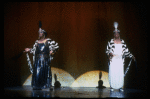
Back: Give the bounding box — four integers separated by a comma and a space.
113, 22, 120, 33
38, 21, 47, 37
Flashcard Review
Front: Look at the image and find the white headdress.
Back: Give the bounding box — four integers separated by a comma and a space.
113, 22, 120, 33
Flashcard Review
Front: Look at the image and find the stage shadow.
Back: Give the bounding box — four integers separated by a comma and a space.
32, 90, 52, 97
96, 71, 106, 89
54, 74, 61, 89
109, 91, 124, 98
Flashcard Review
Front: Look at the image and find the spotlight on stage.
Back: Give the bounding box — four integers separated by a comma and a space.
71, 70, 110, 87
23, 67, 75, 87
23, 69, 109, 88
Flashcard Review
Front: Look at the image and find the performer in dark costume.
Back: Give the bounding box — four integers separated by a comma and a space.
24, 27, 59, 90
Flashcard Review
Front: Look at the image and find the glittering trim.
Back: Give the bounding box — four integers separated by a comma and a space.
26, 53, 33, 74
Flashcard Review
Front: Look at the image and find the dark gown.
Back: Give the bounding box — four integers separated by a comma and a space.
32, 42, 52, 89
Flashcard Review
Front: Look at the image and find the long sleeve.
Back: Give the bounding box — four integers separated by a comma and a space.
30, 40, 38, 54
29, 40, 38, 64
106, 39, 114, 55
47, 38, 59, 52
47, 38, 59, 60
122, 40, 133, 58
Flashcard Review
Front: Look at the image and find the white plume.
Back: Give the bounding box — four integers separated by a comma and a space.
114, 22, 118, 29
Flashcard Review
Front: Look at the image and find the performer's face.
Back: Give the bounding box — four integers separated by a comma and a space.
114, 32, 120, 38
39, 32, 44, 37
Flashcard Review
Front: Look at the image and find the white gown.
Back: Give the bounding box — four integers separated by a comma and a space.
109, 44, 124, 89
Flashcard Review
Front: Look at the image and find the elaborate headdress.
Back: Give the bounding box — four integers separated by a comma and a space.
38, 21, 47, 37
113, 22, 120, 33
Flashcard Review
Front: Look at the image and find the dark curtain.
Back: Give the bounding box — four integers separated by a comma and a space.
4, 2, 147, 90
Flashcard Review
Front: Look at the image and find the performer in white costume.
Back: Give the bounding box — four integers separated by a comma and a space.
106, 22, 135, 91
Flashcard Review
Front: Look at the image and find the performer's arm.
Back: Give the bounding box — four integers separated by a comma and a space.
24, 48, 32, 52
106, 40, 114, 60
47, 38, 59, 55
122, 41, 135, 61
106, 41, 110, 55
24, 40, 38, 53
50, 50, 53, 55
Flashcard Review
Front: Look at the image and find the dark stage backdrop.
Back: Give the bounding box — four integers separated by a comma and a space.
4, 2, 147, 90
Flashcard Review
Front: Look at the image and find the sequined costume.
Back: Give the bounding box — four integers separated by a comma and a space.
28, 38, 59, 89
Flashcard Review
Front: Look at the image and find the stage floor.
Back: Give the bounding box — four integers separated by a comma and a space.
4, 86, 147, 98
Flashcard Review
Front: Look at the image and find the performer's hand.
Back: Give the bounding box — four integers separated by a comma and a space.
109, 53, 113, 61
50, 51, 53, 55
132, 56, 136, 61
24, 48, 30, 52
109, 57, 112, 62
109, 53, 113, 56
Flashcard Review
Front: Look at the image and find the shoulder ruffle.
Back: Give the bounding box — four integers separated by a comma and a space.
110, 39, 114, 43
46, 38, 52, 41
120, 39, 125, 43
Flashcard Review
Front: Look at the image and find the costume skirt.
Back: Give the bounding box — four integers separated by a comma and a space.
109, 56, 124, 89
32, 54, 52, 89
